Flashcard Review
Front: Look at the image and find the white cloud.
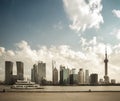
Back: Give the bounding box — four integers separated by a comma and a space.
7, 50, 15, 56
63, 0, 104, 32
0, 39, 120, 82
15, 40, 38, 62
0, 47, 5, 56
111, 28, 120, 40
112, 9, 120, 18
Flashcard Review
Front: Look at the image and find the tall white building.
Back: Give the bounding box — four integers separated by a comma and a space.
85, 69, 89, 84
78, 68, 84, 84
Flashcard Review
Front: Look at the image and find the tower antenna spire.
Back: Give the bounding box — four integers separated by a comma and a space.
105, 46, 107, 59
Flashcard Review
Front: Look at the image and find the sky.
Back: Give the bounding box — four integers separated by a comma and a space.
0, 0, 120, 82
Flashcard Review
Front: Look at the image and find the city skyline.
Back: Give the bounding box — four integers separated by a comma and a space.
3, 49, 116, 85
4, 51, 116, 85
0, 0, 120, 82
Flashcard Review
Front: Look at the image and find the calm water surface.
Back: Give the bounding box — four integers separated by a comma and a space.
42, 86, 120, 91
1, 85, 120, 91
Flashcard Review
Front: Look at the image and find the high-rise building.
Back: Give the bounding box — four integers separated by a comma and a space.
52, 60, 58, 85
16, 61, 24, 80
38, 61, 46, 84
70, 74, 78, 85
5, 61, 13, 85
60, 65, 70, 85
90, 73, 98, 85
78, 68, 84, 84
53, 67, 58, 85
63, 68, 70, 85
31, 64, 38, 83
70, 68, 78, 84
85, 69, 89, 84
104, 48, 109, 84
60, 65, 65, 84
31, 68, 35, 82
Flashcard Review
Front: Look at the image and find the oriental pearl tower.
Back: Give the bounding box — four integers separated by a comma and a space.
104, 48, 109, 84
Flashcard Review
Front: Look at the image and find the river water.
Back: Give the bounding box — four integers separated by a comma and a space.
1, 86, 120, 101
1, 85, 120, 92
42, 86, 120, 91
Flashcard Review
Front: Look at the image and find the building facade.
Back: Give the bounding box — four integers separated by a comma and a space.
38, 61, 46, 84
60, 65, 70, 85
70, 74, 78, 85
90, 73, 98, 85
85, 69, 89, 84
53, 67, 58, 85
16, 61, 24, 80
78, 68, 84, 84
5, 61, 13, 85
31, 64, 38, 83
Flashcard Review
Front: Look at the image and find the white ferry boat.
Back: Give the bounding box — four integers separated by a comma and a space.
11, 80, 41, 89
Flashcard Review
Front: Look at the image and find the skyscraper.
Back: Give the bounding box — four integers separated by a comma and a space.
31, 64, 38, 83
5, 61, 13, 85
31, 68, 35, 82
38, 61, 46, 84
104, 48, 109, 84
90, 73, 98, 85
78, 68, 84, 84
52, 60, 58, 85
53, 67, 58, 85
16, 61, 24, 80
70, 68, 78, 84
70, 74, 78, 84
60, 65, 65, 84
85, 69, 89, 84
60, 65, 70, 85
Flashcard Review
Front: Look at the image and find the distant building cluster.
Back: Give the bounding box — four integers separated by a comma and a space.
4, 49, 116, 85
31, 61, 99, 85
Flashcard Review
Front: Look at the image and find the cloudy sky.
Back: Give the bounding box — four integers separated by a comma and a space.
0, 0, 120, 82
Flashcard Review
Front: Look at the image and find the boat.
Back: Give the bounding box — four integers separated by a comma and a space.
11, 80, 42, 89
